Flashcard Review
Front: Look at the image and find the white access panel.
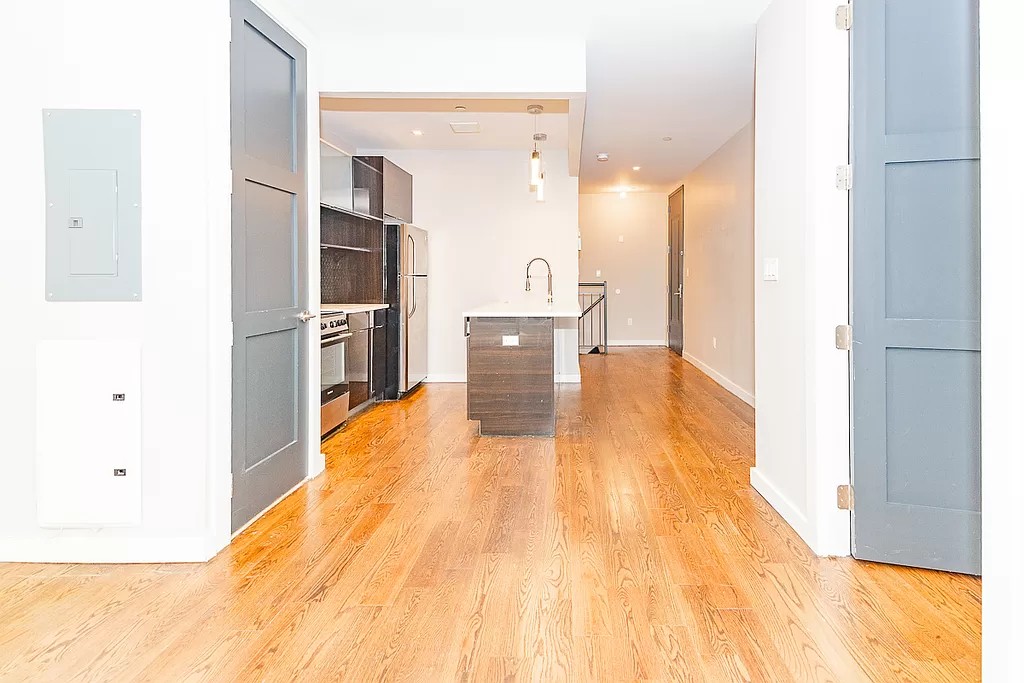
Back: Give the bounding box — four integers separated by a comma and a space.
36, 340, 142, 527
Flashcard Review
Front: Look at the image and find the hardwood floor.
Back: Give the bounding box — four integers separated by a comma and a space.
0, 349, 979, 682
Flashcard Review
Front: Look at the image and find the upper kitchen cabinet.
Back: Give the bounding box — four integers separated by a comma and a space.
382, 158, 413, 224
320, 148, 412, 223
320, 140, 353, 213
352, 157, 384, 220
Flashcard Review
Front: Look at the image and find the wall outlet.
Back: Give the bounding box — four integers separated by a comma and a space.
615, 288, 621, 295
713, 336, 718, 349
627, 317, 633, 326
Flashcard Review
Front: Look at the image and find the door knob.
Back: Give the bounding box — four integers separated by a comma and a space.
297, 310, 317, 322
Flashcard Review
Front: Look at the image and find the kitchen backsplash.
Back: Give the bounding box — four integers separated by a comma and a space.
321, 206, 384, 304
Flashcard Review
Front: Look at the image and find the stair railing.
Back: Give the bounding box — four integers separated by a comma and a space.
578, 281, 608, 355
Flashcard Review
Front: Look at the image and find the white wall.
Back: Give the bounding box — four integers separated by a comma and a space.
0, 0, 323, 563
0, 0, 231, 561
981, 0, 1024, 678
318, 35, 587, 96
680, 122, 755, 405
751, 0, 850, 556
578, 193, 668, 346
362, 149, 581, 383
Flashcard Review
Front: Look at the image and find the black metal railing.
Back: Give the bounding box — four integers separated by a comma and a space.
578, 282, 608, 354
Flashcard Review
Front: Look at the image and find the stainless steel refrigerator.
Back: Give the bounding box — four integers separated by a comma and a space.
385, 223, 428, 395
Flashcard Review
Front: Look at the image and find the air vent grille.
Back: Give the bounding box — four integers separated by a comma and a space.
449, 121, 480, 134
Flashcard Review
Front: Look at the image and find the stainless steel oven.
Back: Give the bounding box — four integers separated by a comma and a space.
321, 312, 351, 436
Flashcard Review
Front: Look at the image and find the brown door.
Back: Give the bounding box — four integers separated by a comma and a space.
668, 187, 684, 354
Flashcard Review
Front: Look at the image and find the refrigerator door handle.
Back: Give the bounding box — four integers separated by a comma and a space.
409, 275, 417, 318
408, 233, 415, 275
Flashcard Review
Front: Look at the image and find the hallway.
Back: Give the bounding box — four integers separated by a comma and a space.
0, 350, 979, 681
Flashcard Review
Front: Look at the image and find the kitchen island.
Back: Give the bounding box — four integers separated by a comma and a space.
464, 298, 581, 436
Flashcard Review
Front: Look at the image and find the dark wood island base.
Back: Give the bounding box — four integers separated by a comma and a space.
466, 316, 555, 436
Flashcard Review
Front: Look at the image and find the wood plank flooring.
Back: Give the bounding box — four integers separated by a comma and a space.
0, 349, 980, 682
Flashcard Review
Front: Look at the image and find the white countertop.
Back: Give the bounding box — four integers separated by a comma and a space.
321, 303, 390, 315
463, 297, 581, 318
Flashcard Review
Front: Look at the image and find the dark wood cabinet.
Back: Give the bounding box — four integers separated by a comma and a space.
466, 316, 555, 436
320, 207, 384, 304
352, 158, 383, 220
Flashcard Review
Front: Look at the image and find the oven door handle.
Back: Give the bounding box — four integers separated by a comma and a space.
322, 333, 353, 348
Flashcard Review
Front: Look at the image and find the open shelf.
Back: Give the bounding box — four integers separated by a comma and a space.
321, 243, 372, 253
320, 203, 382, 223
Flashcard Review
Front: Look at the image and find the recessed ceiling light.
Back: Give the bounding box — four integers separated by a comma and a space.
411, 129, 424, 136
662, 136, 672, 142
596, 153, 609, 162
632, 166, 641, 171
454, 105, 467, 112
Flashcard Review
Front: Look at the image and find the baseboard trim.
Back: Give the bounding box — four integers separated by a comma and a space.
608, 339, 667, 347
681, 351, 755, 406
750, 467, 814, 549
0, 535, 216, 564
426, 374, 581, 384
425, 374, 466, 383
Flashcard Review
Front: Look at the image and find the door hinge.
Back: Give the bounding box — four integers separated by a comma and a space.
835, 164, 852, 191
837, 484, 854, 510
835, 4, 852, 30
835, 324, 852, 350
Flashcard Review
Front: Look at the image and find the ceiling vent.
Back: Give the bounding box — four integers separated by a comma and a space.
449, 121, 480, 134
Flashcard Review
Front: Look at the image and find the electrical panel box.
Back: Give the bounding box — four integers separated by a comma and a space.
42, 109, 142, 301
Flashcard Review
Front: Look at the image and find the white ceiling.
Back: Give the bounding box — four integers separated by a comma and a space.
581, 17, 765, 193
321, 111, 570, 153
304, 0, 772, 194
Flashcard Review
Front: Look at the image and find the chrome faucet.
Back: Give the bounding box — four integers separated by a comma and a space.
525, 257, 553, 303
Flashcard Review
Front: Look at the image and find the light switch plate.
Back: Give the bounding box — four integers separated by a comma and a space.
763, 257, 780, 282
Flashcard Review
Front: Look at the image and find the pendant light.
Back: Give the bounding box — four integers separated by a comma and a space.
536, 170, 546, 203
529, 149, 542, 190
530, 133, 546, 194
527, 104, 544, 190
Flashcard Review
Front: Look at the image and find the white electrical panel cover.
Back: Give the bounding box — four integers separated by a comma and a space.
42, 109, 142, 301
36, 340, 142, 527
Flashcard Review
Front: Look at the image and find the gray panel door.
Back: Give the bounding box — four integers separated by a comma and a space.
230, 0, 308, 532
851, 0, 980, 573
668, 187, 684, 355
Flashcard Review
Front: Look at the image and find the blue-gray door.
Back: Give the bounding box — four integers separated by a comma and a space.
851, 0, 981, 574
230, 0, 308, 532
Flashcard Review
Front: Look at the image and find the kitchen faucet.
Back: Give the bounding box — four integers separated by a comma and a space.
525, 257, 553, 303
